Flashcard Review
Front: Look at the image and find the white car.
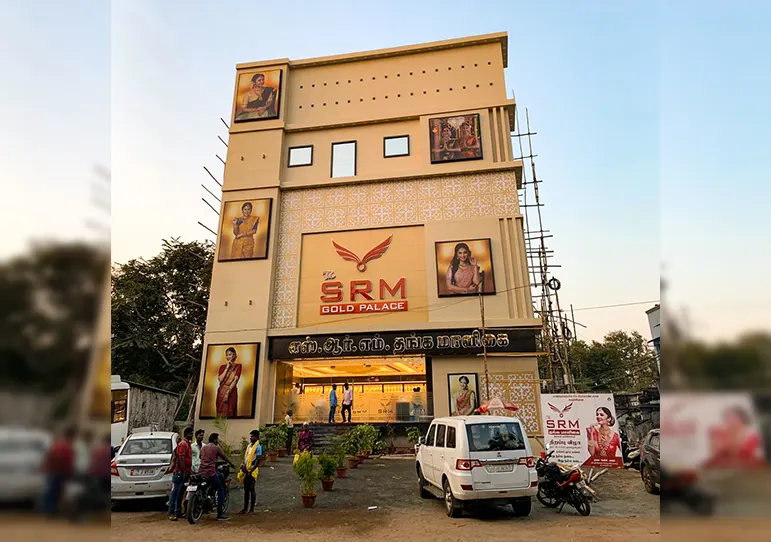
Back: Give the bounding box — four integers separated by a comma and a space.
111, 431, 178, 503
0, 427, 51, 504
415, 416, 538, 517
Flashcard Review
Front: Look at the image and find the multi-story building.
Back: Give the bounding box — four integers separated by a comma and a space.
195, 32, 544, 445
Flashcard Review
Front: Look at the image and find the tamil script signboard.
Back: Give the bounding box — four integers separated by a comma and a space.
269, 327, 538, 360
540, 393, 623, 469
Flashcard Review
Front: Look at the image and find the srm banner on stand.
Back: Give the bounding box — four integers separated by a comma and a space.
540, 393, 623, 469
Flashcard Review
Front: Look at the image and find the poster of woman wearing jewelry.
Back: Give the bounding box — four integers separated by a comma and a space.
540, 393, 623, 469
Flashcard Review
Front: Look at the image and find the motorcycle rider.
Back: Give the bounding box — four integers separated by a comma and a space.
198, 432, 235, 521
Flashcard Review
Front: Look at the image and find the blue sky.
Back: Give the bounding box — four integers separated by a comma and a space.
1, 1, 769, 342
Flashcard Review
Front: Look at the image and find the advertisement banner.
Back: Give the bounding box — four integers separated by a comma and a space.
662, 392, 767, 470
540, 393, 623, 469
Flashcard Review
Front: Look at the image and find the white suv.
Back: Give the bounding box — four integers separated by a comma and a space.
415, 416, 538, 517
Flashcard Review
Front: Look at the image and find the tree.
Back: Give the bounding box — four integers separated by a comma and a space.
0, 242, 107, 414
111, 239, 213, 418
570, 330, 659, 393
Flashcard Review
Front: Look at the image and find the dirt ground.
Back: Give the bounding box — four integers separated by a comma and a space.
108, 456, 660, 541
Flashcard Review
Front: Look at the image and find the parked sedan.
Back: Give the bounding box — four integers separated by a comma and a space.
0, 427, 51, 504
111, 431, 178, 503
639, 429, 660, 494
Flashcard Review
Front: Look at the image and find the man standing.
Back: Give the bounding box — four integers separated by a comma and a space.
328, 384, 339, 424
191, 429, 205, 473
238, 430, 262, 514
342, 383, 354, 423
42, 426, 76, 516
198, 433, 235, 521
166, 427, 193, 521
284, 410, 294, 452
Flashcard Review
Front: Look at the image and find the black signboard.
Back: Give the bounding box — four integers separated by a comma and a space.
269, 327, 538, 360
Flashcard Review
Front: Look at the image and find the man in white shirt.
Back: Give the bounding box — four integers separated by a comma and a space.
342, 383, 353, 423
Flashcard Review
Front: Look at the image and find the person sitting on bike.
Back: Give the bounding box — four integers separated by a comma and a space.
198, 432, 235, 521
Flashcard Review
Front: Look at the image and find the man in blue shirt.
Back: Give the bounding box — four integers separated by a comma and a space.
328, 384, 339, 424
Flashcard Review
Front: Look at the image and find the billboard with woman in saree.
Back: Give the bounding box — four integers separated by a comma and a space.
218, 198, 272, 261
435, 238, 496, 297
199, 343, 259, 419
234, 69, 282, 122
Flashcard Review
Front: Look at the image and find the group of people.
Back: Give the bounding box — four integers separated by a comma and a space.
284, 410, 315, 452
166, 427, 261, 522
327, 383, 354, 424
42, 427, 112, 517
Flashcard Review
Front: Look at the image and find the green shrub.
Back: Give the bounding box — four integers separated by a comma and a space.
342, 428, 361, 457
328, 435, 347, 467
318, 453, 337, 480
261, 425, 284, 453
406, 426, 422, 445
293, 451, 320, 496
355, 424, 379, 453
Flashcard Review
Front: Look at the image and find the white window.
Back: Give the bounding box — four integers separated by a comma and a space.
331, 141, 356, 178
384, 135, 409, 158
288, 145, 313, 167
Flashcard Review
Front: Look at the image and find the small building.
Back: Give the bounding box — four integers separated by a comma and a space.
111, 375, 179, 446
646, 304, 660, 370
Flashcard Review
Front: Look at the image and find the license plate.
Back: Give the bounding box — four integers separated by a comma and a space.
486, 464, 513, 473
186, 485, 197, 492
131, 468, 155, 476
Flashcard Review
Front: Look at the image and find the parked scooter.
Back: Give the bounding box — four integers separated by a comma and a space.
535, 448, 592, 516
660, 468, 715, 516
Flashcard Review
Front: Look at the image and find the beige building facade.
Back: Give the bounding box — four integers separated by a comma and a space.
196, 32, 545, 443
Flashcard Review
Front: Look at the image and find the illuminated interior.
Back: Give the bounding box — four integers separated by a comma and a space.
274, 356, 432, 423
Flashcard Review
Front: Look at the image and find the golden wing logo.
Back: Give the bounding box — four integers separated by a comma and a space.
332, 235, 393, 272
548, 402, 574, 418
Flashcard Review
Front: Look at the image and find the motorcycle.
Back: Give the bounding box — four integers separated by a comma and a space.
186, 462, 232, 524
535, 449, 592, 516
660, 468, 715, 516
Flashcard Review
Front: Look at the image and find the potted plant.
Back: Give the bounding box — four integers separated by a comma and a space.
386, 423, 396, 454
318, 453, 337, 491
329, 435, 348, 478
262, 425, 283, 462
343, 428, 360, 468
276, 421, 289, 457
407, 426, 422, 452
292, 451, 320, 508
357, 424, 378, 458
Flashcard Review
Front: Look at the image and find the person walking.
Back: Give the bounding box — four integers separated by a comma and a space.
341, 383, 353, 423
198, 433, 235, 521
166, 427, 193, 521
328, 384, 339, 424
284, 410, 295, 452
238, 430, 262, 514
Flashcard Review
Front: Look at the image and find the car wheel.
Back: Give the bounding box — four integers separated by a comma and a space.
110, 500, 119, 511
642, 465, 660, 495
443, 479, 462, 518
417, 465, 431, 499
510, 497, 532, 517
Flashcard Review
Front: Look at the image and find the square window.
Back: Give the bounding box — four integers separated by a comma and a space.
288, 145, 313, 167
331, 141, 356, 178
384, 135, 409, 158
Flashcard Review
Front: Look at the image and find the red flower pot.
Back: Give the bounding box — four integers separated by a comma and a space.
321, 478, 335, 491
301, 494, 316, 508
336, 467, 348, 479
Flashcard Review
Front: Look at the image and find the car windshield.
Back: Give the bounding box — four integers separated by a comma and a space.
121, 438, 172, 455
466, 422, 526, 452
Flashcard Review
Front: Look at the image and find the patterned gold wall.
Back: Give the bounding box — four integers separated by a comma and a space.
480, 371, 542, 435
272, 171, 521, 328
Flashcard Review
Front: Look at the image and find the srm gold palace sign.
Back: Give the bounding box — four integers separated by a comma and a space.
319, 235, 407, 315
